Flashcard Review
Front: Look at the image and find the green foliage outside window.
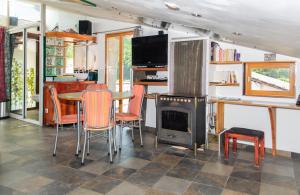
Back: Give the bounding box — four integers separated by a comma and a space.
253, 68, 289, 82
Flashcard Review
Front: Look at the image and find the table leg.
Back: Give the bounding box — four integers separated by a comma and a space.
113, 100, 117, 153
75, 101, 81, 156
268, 107, 276, 156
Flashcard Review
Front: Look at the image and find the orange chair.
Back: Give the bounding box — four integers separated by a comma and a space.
116, 85, 145, 149
81, 89, 115, 164
86, 83, 108, 90
49, 86, 83, 156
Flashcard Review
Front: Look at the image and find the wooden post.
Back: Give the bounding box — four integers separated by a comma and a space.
216, 102, 225, 134
268, 107, 276, 156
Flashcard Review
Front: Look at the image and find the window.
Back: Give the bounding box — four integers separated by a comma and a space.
244, 61, 295, 98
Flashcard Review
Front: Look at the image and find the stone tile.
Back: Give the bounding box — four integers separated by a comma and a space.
140, 162, 172, 174
230, 164, 261, 182
201, 162, 233, 177
259, 183, 298, 195
0, 185, 24, 195
106, 181, 147, 195
221, 189, 251, 195
186, 149, 216, 162
8, 176, 53, 193
102, 166, 136, 180
80, 161, 115, 175
0, 153, 19, 164
225, 177, 260, 195
167, 158, 204, 180
153, 176, 191, 194
262, 163, 294, 178
165, 147, 188, 157
184, 182, 223, 195
67, 187, 103, 195
33, 180, 74, 194
261, 172, 297, 189
119, 157, 150, 170
145, 188, 177, 195
194, 172, 228, 188
127, 170, 163, 187
152, 153, 182, 166
39, 165, 97, 187
81, 175, 122, 194
60, 158, 94, 169
0, 170, 33, 187
133, 150, 155, 161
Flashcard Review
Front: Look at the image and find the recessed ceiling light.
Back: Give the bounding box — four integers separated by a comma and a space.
191, 12, 202, 18
233, 32, 242, 36
164, 2, 180, 11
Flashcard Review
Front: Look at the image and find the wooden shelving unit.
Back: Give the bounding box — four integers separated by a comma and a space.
209, 82, 240, 87
132, 67, 168, 71
135, 81, 168, 86
210, 61, 243, 65
46, 32, 97, 43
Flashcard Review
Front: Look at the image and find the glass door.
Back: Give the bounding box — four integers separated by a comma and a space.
106, 31, 133, 112
10, 31, 24, 116
10, 25, 40, 123
25, 27, 39, 121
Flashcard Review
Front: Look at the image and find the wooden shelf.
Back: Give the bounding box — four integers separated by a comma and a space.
132, 67, 168, 71
210, 61, 243, 65
46, 32, 97, 43
144, 93, 157, 99
209, 82, 240, 86
46, 66, 65, 69
134, 81, 168, 86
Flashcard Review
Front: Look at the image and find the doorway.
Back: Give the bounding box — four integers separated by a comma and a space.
105, 31, 133, 112
10, 25, 40, 124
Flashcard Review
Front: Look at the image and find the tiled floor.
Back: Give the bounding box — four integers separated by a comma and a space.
1, 118, 300, 195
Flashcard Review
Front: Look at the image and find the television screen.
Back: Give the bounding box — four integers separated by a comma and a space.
132, 34, 168, 66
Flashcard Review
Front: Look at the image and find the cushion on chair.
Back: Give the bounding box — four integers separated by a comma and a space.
116, 113, 139, 121
226, 127, 264, 138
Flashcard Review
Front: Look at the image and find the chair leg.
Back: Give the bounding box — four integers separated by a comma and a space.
87, 131, 90, 156
139, 119, 143, 147
224, 134, 229, 160
260, 137, 265, 160
254, 138, 259, 167
131, 121, 134, 142
81, 131, 87, 165
108, 129, 113, 163
233, 138, 237, 154
119, 122, 123, 150
113, 125, 117, 153
53, 123, 59, 156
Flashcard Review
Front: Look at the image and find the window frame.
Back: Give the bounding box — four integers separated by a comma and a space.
244, 61, 296, 98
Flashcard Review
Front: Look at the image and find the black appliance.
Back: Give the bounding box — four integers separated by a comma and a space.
156, 94, 206, 151
132, 34, 168, 67
79, 20, 92, 35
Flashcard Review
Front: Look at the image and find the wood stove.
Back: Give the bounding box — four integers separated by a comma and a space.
156, 94, 206, 152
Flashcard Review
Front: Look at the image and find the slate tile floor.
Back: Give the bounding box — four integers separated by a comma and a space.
1, 118, 300, 195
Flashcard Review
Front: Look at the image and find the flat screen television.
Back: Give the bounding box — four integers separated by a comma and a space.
132, 34, 168, 67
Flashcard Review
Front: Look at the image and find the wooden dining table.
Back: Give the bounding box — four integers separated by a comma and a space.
58, 91, 133, 156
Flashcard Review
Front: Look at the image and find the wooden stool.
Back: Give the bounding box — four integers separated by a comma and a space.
224, 127, 265, 167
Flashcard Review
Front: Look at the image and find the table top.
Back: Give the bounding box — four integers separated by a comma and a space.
209, 98, 300, 110
58, 91, 133, 101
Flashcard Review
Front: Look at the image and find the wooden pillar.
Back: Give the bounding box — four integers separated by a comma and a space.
216, 102, 225, 134
268, 107, 277, 156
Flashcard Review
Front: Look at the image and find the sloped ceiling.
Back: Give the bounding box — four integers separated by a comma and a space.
36, 0, 300, 57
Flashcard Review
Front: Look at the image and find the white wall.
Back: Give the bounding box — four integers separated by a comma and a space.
208, 41, 300, 153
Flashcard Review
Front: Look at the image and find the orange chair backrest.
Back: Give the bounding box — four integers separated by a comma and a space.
81, 89, 112, 129
49, 86, 62, 123
86, 83, 108, 90
128, 85, 145, 117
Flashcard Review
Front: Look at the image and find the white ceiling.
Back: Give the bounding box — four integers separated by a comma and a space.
36, 0, 300, 57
